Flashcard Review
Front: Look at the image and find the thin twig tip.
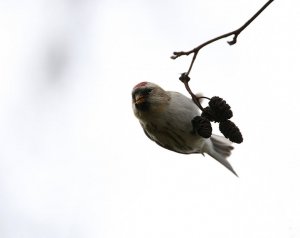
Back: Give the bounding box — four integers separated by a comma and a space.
227, 39, 237, 45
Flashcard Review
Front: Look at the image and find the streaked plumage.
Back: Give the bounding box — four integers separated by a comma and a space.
132, 81, 237, 176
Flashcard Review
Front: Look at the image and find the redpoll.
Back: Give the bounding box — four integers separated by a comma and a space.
132, 82, 238, 176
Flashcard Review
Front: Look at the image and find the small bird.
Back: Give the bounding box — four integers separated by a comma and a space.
132, 81, 238, 176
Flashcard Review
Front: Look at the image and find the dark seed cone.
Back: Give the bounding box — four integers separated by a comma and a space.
219, 120, 243, 144
201, 106, 216, 122
191, 116, 212, 139
209, 96, 233, 122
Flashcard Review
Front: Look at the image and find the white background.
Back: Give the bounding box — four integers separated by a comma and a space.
1, 0, 299, 237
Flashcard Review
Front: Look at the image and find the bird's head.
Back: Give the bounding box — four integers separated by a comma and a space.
132, 81, 170, 119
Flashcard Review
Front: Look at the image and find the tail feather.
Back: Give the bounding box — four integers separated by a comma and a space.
205, 135, 238, 177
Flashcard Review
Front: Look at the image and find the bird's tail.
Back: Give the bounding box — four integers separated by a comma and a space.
205, 135, 238, 177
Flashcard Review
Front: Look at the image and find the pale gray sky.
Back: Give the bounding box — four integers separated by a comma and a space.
0, 0, 300, 238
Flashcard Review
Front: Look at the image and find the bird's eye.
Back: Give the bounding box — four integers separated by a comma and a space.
133, 88, 152, 97
141, 88, 153, 95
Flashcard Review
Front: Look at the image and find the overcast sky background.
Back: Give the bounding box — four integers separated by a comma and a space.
0, 0, 299, 237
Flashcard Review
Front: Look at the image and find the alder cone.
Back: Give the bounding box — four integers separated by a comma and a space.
191, 116, 212, 139
209, 96, 233, 122
219, 120, 243, 144
201, 106, 216, 122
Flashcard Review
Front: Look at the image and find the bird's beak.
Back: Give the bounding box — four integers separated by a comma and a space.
134, 94, 146, 105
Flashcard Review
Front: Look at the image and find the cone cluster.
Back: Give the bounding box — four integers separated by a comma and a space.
192, 96, 243, 144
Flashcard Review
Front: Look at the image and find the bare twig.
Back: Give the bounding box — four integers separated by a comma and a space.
173, 0, 274, 110
172, 0, 274, 76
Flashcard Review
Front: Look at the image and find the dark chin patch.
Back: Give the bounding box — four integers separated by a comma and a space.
132, 87, 153, 111
135, 101, 150, 111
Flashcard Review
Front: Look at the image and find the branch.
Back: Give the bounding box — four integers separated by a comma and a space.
173, 0, 274, 110
171, 0, 274, 76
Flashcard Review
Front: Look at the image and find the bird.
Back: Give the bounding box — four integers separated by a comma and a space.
131, 81, 238, 176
